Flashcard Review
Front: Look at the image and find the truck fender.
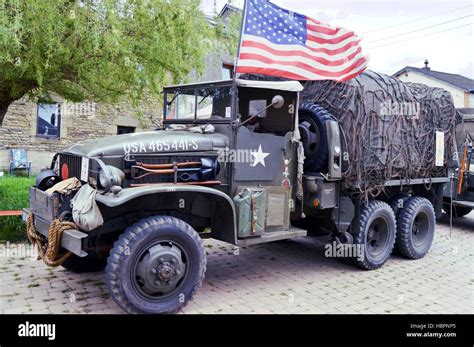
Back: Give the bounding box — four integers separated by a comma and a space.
95, 185, 237, 245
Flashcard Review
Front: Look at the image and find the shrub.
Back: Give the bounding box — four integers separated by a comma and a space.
0, 175, 35, 241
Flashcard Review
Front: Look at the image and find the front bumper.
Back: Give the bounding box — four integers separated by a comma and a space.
22, 209, 88, 257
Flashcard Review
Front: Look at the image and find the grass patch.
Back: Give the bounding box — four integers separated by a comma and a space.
0, 175, 35, 242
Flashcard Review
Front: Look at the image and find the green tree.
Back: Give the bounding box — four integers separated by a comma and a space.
214, 10, 242, 58
0, 0, 212, 124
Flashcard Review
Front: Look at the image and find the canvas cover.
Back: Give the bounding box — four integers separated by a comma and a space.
241, 71, 459, 195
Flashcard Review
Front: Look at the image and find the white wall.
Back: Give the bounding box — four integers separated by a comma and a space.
396, 71, 466, 108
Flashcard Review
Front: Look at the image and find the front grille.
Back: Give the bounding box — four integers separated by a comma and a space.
59, 153, 83, 181
126, 155, 214, 185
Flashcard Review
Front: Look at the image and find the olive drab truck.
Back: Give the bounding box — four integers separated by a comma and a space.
23, 72, 458, 314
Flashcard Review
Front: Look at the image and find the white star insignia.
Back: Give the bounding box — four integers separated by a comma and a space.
251, 145, 270, 167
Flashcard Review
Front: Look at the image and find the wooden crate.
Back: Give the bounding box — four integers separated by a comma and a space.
29, 187, 61, 222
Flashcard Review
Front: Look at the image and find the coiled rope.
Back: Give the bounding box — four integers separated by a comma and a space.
26, 213, 75, 267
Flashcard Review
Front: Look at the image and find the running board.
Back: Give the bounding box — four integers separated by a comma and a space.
452, 200, 474, 209
237, 227, 307, 246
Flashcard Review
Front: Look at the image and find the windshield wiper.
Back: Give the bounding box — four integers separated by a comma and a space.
199, 90, 216, 105
167, 90, 180, 105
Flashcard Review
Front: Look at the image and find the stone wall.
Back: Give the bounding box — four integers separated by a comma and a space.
0, 95, 162, 174
188, 51, 234, 82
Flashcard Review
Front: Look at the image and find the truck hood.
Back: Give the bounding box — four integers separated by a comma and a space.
64, 130, 229, 157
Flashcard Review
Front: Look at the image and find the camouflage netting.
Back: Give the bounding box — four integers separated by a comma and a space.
241, 70, 460, 195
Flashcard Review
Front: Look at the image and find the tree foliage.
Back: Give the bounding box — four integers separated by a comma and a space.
0, 0, 212, 123
214, 10, 242, 58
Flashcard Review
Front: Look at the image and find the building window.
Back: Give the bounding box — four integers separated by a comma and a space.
117, 126, 135, 135
37, 103, 60, 139
222, 62, 234, 80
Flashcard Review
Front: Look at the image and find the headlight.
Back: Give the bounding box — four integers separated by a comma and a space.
99, 166, 125, 190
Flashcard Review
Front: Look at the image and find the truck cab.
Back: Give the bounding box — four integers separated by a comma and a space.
24, 79, 315, 314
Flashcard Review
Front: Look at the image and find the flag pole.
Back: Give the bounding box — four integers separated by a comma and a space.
233, 0, 248, 83
229, 0, 248, 197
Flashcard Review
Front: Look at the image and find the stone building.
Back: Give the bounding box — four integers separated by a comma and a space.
0, 96, 160, 173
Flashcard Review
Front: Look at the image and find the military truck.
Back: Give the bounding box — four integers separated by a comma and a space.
23, 76, 453, 314
443, 108, 474, 217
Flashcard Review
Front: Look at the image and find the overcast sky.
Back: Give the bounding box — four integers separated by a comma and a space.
200, 0, 474, 78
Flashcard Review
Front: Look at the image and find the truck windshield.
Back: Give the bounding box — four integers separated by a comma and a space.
165, 85, 232, 122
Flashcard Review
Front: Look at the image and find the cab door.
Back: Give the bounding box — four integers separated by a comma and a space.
232, 87, 299, 231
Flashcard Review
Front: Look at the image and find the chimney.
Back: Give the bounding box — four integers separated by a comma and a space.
423, 59, 430, 70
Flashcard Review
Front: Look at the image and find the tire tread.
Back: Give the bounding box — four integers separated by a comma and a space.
299, 102, 334, 172
106, 215, 206, 314
353, 200, 397, 270
395, 197, 435, 260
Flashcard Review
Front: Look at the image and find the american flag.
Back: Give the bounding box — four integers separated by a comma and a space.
236, 0, 368, 81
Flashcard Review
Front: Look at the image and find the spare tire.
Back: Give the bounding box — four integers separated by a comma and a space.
298, 103, 333, 173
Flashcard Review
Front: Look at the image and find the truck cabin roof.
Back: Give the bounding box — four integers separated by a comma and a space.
163, 79, 303, 124
163, 79, 304, 93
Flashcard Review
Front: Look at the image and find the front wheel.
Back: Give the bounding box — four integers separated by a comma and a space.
106, 216, 206, 314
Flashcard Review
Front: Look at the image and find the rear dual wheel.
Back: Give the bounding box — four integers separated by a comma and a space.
395, 197, 435, 259
351, 197, 435, 269
352, 200, 397, 270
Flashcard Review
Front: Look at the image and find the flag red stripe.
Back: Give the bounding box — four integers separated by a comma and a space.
337, 66, 368, 81
306, 23, 342, 36
236, 65, 367, 82
241, 41, 362, 66
241, 39, 361, 57
306, 31, 356, 45
239, 52, 368, 78
306, 39, 361, 53
236, 66, 310, 80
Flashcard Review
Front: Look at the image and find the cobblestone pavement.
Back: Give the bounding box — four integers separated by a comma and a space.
1, 212, 473, 314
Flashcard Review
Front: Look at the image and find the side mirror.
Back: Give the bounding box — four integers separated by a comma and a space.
272, 95, 285, 109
